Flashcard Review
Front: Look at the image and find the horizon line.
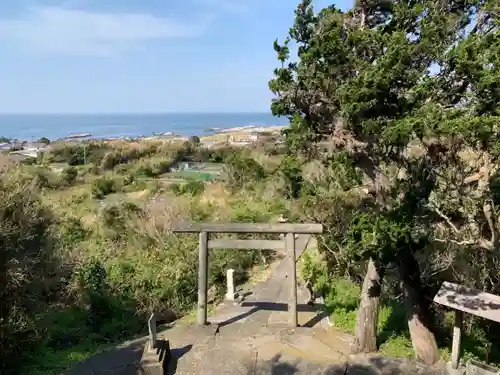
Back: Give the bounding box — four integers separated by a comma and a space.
0, 111, 278, 116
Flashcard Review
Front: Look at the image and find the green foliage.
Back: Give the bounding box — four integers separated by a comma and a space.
224, 153, 266, 189
278, 155, 303, 199
99, 145, 160, 171
170, 181, 205, 196
20, 157, 38, 166
48, 142, 112, 166
91, 177, 117, 199
58, 217, 88, 249
38, 137, 51, 145
271, 0, 500, 362
0, 136, 10, 143
61, 166, 78, 185
31, 167, 62, 189
191, 146, 239, 163
0, 178, 56, 372
188, 135, 201, 146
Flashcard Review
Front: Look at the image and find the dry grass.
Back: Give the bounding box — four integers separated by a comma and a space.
131, 195, 191, 239
0, 154, 17, 171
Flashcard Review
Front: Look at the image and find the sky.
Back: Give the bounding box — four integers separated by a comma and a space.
0, 0, 350, 114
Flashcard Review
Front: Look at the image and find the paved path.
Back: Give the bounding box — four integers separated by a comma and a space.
66, 252, 446, 375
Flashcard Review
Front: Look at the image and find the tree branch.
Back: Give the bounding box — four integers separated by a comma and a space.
429, 204, 459, 234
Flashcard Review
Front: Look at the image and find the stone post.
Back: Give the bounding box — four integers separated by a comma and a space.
197, 231, 209, 325
148, 313, 157, 349
225, 268, 236, 301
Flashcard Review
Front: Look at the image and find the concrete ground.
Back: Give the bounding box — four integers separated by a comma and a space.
66, 251, 447, 375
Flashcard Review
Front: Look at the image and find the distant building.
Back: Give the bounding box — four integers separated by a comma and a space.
23, 142, 47, 151
170, 161, 193, 172
0, 143, 11, 151
9, 142, 47, 159
230, 140, 252, 147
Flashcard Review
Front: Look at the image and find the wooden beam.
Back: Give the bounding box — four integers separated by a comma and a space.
197, 231, 209, 326
433, 281, 500, 323
171, 222, 323, 234
295, 234, 311, 261
208, 239, 284, 250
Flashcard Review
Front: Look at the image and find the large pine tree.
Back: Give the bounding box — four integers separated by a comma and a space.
271, 0, 499, 364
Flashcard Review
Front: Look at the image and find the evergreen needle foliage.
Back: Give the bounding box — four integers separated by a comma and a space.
271, 0, 499, 364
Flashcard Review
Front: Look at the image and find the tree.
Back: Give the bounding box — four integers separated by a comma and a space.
188, 135, 201, 146
270, 0, 498, 364
38, 137, 51, 145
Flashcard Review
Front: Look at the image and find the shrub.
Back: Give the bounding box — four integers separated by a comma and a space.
49, 142, 111, 166
169, 181, 205, 196
0, 178, 56, 371
182, 181, 205, 196
20, 157, 38, 166
91, 177, 117, 199
58, 217, 88, 249
31, 167, 61, 189
188, 135, 201, 146
75, 258, 113, 329
38, 137, 51, 145
224, 154, 266, 189
61, 166, 78, 185
100, 151, 120, 171
151, 160, 173, 176
169, 183, 182, 195
134, 165, 155, 178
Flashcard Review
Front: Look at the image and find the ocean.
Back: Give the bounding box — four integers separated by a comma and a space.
0, 113, 288, 141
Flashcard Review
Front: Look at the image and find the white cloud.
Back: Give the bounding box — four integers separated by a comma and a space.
0, 6, 209, 56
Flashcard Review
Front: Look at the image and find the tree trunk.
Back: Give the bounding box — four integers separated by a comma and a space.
352, 258, 382, 353
400, 251, 439, 365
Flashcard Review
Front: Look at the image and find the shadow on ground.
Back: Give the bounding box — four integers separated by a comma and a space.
166, 344, 193, 375
63, 337, 147, 375
249, 354, 445, 375
218, 301, 327, 328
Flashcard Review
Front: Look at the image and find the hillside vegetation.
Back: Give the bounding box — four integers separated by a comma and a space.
1, 0, 499, 373
0, 140, 286, 375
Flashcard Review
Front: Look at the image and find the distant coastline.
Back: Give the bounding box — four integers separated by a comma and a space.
0, 113, 288, 141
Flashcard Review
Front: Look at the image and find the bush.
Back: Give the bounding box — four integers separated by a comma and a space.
169, 183, 182, 195
169, 181, 205, 196
188, 135, 201, 146
91, 177, 117, 199
20, 157, 38, 166
58, 217, 88, 249
38, 137, 51, 145
100, 151, 120, 171
182, 181, 205, 196
224, 154, 266, 189
0, 178, 57, 372
61, 166, 78, 185
49, 142, 111, 166
31, 167, 61, 189
151, 160, 172, 176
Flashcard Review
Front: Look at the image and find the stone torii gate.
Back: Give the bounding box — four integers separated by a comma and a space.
171, 222, 323, 327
